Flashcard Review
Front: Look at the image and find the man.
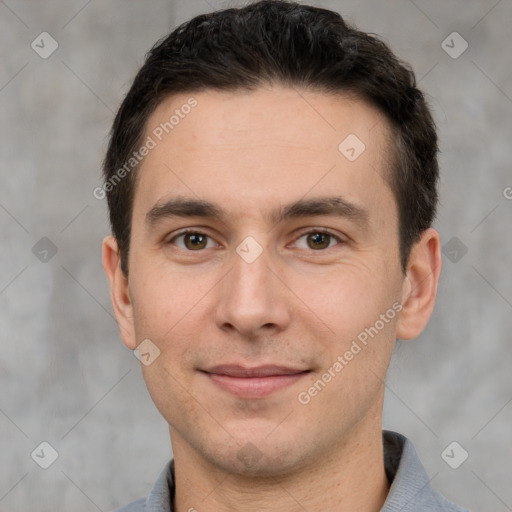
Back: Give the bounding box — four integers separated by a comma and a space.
102, 1, 468, 510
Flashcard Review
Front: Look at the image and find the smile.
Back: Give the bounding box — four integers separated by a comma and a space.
201, 365, 311, 398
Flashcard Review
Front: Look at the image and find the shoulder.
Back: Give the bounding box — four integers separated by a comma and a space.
382, 431, 469, 512
108, 459, 174, 512
433, 493, 470, 512
109, 497, 146, 512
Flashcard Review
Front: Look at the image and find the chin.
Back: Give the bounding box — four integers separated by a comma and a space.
205, 441, 311, 479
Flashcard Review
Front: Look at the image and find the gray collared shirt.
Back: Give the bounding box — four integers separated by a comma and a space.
113, 431, 469, 512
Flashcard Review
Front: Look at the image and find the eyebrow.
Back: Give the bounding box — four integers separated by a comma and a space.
145, 195, 369, 229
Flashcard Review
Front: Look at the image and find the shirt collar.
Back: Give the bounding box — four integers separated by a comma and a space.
381, 431, 436, 511
142, 430, 464, 512
143, 458, 174, 512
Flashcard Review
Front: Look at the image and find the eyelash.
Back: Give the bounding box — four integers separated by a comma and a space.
167, 228, 344, 251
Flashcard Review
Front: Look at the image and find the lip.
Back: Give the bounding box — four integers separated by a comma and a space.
201, 365, 310, 398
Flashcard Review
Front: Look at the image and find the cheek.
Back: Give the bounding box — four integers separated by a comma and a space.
295, 310, 397, 434
293, 261, 401, 405
140, 359, 203, 434
291, 260, 397, 335
129, 262, 213, 339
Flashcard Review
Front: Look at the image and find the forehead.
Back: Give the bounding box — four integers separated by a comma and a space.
133, 85, 394, 222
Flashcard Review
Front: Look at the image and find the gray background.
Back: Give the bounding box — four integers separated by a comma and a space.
1, 1, 511, 511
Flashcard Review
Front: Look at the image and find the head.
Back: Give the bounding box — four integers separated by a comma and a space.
103, 0, 441, 477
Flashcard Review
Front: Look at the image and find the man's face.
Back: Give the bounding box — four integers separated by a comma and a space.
118, 86, 408, 475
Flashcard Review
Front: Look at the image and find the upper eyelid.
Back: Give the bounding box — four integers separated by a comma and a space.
296, 227, 344, 239
291, 229, 344, 248
166, 227, 216, 241
168, 229, 220, 248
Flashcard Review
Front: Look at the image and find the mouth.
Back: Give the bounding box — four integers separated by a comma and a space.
200, 364, 311, 398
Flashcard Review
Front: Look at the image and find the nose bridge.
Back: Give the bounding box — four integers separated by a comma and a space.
230, 242, 273, 309
214, 238, 289, 335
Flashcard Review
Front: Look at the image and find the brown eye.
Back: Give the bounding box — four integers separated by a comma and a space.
306, 232, 331, 250
294, 230, 341, 251
169, 231, 215, 251
184, 233, 208, 250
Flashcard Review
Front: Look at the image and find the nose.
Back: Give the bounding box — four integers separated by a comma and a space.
213, 241, 292, 339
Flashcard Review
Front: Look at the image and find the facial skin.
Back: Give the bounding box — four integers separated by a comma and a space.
103, 85, 441, 512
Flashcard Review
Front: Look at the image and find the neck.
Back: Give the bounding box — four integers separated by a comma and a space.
171, 412, 389, 512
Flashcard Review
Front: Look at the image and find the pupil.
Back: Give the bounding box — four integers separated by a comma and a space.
309, 233, 329, 249
187, 233, 205, 249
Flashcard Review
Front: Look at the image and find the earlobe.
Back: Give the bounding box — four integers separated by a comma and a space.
102, 236, 138, 349
396, 228, 442, 340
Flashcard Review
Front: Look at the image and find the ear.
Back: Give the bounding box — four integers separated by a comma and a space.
396, 228, 442, 340
102, 235, 137, 349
